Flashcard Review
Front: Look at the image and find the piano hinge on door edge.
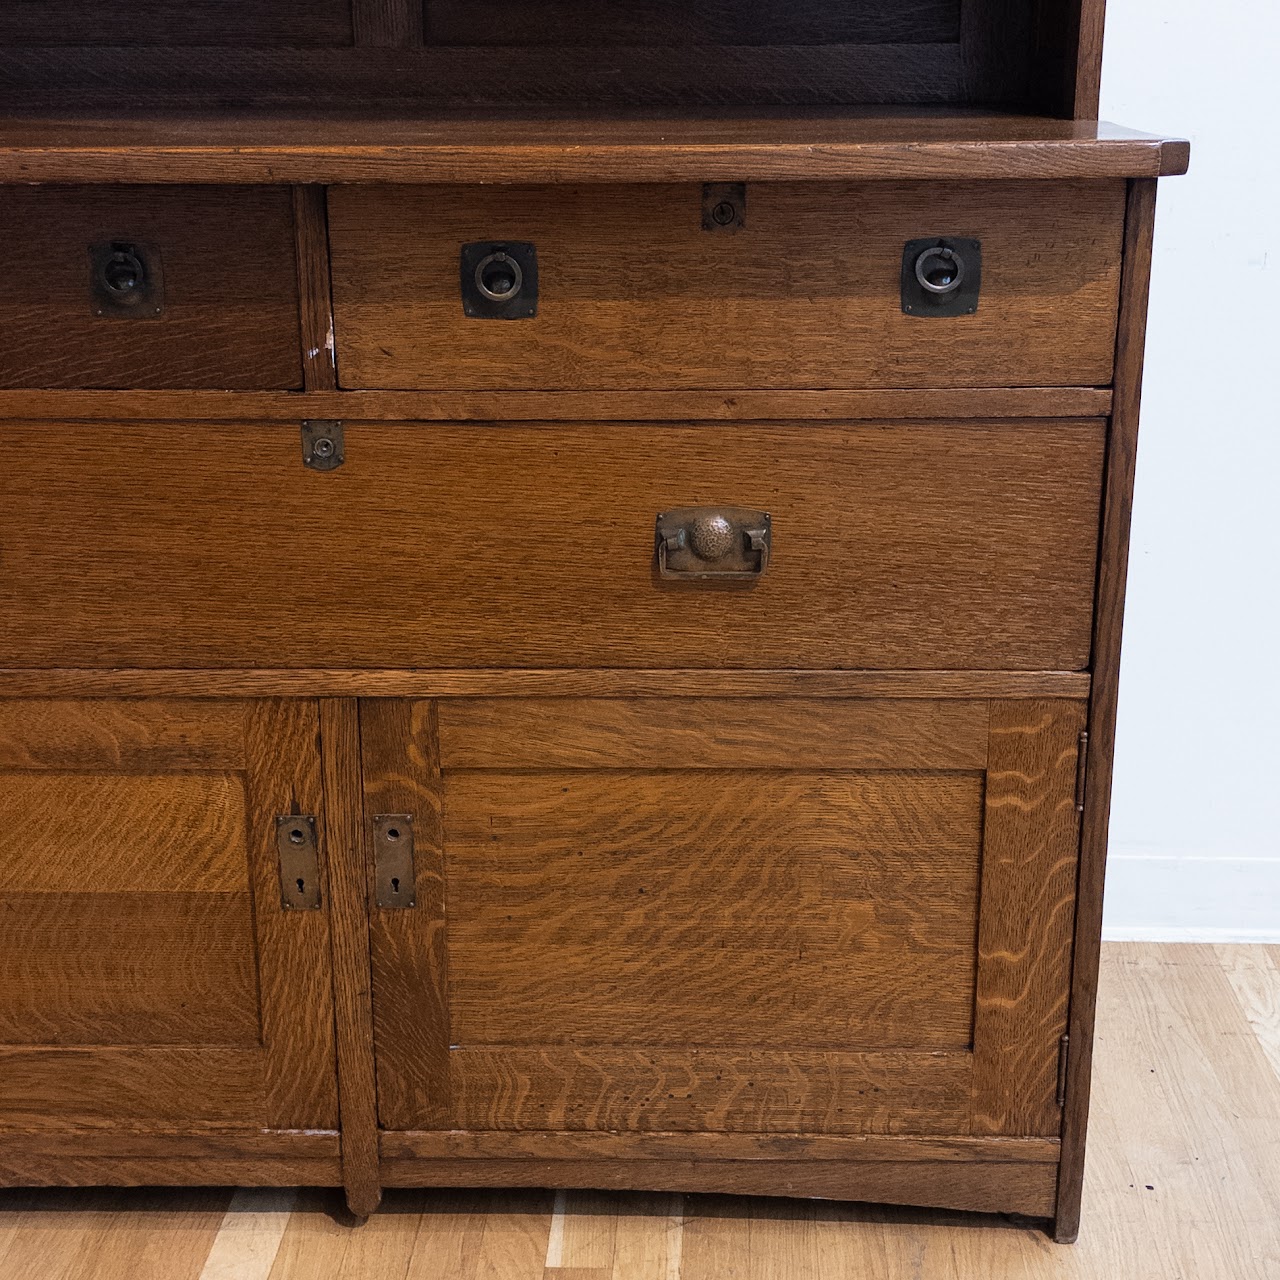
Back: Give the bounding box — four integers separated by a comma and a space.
1074, 731, 1090, 813
1056, 1034, 1071, 1108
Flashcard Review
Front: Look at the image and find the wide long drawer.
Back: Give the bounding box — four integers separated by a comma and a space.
328, 180, 1125, 391
0, 419, 1103, 670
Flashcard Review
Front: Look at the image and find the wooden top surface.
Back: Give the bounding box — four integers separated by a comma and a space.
0, 108, 1190, 184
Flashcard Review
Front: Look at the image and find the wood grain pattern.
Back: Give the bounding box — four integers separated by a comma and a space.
378, 1155, 1058, 1216
0, 698, 247, 770
970, 700, 1087, 1135
292, 186, 338, 392
0, 668, 1092, 700
0, 0, 354, 46
353, 0, 423, 46
444, 768, 982, 1051
381, 1130, 1058, 1163
1055, 178, 1160, 1245
424, 0, 960, 46
359, 699, 452, 1132
5, 945, 1275, 1267
244, 700, 340, 1132
0, 1048, 267, 1129
0, 699, 339, 1142
0, 187, 302, 390
0, 773, 248, 894
0, 893, 259, 1047
448, 1048, 972, 1135
317, 699, 381, 1217
437, 697, 989, 770
0, 421, 1104, 671
330, 181, 1124, 390
0, 386, 1116, 422
0, 111, 1189, 183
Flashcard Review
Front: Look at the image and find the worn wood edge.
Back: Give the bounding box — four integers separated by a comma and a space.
292, 186, 338, 392
0, 1130, 339, 1158
0, 1155, 341, 1187
380, 1131, 1061, 1164
0, 388, 1114, 421
0, 138, 1180, 184
377, 1156, 1059, 1216
317, 698, 382, 1219
0, 671, 1092, 700
1054, 178, 1160, 1246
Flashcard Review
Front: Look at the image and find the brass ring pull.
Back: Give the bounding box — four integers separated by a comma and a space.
655, 507, 771, 581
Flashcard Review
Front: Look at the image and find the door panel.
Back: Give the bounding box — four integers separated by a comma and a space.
0, 699, 338, 1131
363, 695, 1085, 1139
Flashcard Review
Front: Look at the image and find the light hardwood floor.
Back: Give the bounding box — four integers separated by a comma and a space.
1, 943, 1277, 1279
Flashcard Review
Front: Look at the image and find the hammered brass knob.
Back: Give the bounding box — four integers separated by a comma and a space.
689, 513, 736, 561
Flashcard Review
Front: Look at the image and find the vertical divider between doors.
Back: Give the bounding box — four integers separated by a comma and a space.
319, 696, 382, 1217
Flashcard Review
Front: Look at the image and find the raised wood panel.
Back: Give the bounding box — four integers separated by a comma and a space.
424, 0, 961, 46
445, 769, 982, 1050
0, 699, 247, 771
0, 698, 338, 1136
0, 1048, 267, 1129
329, 181, 1124, 390
0, 773, 248, 894
0, 892, 259, 1047
0, 421, 1104, 671
449, 1048, 974, 1135
436, 697, 989, 770
365, 694, 1083, 1147
0, 0, 354, 46
0, 187, 302, 390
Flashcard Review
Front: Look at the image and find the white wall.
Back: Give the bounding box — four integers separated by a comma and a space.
1099, 0, 1280, 939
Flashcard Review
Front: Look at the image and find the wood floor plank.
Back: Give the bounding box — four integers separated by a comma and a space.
198, 1188, 297, 1280
606, 1193, 683, 1280
403, 1190, 491, 1280
60, 1189, 229, 1280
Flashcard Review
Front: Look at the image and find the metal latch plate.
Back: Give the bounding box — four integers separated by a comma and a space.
275, 814, 322, 909
374, 813, 417, 909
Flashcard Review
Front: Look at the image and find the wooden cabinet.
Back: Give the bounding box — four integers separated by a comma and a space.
328, 181, 1125, 391
0, 700, 341, 1185
0, 0, 1185, 1244
0, 419, 1103, 670
362, 695, 1084, 1219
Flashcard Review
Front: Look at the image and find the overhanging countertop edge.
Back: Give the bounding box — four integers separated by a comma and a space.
0, 112, 1191, 183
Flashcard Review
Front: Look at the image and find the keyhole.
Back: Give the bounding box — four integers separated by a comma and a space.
296, 877, 305, 895
391, 876, 401, 895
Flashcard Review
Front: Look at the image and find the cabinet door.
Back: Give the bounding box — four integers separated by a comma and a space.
0, 700, 337, 1133
362, 696, 1085, 1139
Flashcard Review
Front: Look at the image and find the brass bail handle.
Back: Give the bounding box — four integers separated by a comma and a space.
655, 507, 772, 581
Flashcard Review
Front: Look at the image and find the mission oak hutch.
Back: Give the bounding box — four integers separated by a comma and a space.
0, 0, 1186, 1242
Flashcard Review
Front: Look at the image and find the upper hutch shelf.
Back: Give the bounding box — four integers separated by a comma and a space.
0, 110, 1188, 185
0, 1, 1186, 186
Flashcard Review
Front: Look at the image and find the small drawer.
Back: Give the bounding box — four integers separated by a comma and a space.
0, 186, 303, 390
328, 180, 1125, 391
0, 418, 1103, 670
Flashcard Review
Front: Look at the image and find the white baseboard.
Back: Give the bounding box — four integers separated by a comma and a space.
1102, 853, 1280, 943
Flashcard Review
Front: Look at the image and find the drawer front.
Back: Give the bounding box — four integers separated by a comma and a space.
0, 186, 303, 390
0, 419, 1103, 670
363, 694, 1085, 1137
329, 180, 1125, 391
